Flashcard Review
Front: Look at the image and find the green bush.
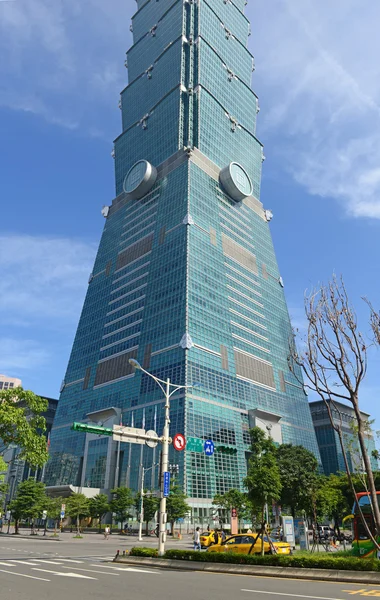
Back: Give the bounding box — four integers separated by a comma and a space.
163, 549, 379, 572
130, 547, 158, 558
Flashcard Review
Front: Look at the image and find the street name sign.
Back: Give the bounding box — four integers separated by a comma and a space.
163, 472, 171, 497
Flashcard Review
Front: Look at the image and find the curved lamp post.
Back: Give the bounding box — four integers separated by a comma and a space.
129, 358, 198, 556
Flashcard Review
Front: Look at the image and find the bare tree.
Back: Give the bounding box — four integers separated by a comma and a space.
288, 275, 380, 547
366, 300, 380, 346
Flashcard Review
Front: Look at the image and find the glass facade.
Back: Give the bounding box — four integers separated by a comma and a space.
310, 400, 378, 476
46, 0, 321, 506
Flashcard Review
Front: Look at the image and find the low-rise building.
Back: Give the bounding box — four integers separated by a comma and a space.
0, 374, 22, 391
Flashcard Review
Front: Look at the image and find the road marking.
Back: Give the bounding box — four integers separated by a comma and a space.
91, 564, 159, 573
0, 568, 50, 582
58, 559, 84, 564
32, 559, 63, 565
343, 593, 380, 597
0, 561, 17, 566
61, 566, 120, 576
32, 568, 97, 579
11, 560, 39, 566
241, 590, 343, 600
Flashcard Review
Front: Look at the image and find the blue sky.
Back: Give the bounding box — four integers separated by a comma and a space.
0, 0, 379, 431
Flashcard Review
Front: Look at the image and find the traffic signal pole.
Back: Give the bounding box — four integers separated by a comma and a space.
158, 378, 170, 557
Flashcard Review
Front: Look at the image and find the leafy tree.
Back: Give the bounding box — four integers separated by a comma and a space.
9, 479, 47, 534
0, 388, 48, 467
212, 489, 248, 532
166, 484, 190, 536
134, 491, 159, 534
45, 496, 65, 533
89, 494, 110, 532
110, 487, 134, 532
66, 493, 90, 536
277, 444, 318, 518
315, 474, 353, 533
0, 456, 8, 504
244, 427, 282, 554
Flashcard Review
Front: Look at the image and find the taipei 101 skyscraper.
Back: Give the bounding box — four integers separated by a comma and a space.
46, 0, 320, 509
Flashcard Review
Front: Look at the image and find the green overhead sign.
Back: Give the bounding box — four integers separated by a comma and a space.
71, 422, 113, 436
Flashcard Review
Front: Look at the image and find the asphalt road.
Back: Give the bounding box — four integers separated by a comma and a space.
0, 534, 378, 600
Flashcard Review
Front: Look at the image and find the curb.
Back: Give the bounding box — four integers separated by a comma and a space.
0, 533, 60, 541
113, 556, 380, 584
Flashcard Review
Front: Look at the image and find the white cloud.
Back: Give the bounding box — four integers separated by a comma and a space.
2, 0, 380, 218
0, 234, 96, 322
253, 0, 380, 219
0, 338, 49, 372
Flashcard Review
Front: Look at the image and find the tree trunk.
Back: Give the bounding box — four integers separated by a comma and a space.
261, 506, 265, 556
98, 516, 102, 534
353, 399, 380, 537
145, 521, 149, 535
77, 514, 80, 536
15, 519, 19, 535
336, 424, 380, 550
171, 521, 174, 536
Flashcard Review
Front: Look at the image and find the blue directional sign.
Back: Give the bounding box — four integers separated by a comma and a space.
60, 511, 65, 519
163, 471, 171, 497
204, 439, 215, 456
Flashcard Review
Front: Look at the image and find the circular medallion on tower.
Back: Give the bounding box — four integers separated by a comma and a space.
123, 160, 157, 199
219, 162, 253, 201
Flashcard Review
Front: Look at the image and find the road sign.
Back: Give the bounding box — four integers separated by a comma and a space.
204, 439, 215, 456
145, 430, 159, 448
42, 510, 47, 520
173, 433, 186, 452
163, 472, 171, 497
61, 503, 66, 511
60, 511, 65, 519
186, 437, 203, 453
112, 426, 146, 444
72, 422, 113, 436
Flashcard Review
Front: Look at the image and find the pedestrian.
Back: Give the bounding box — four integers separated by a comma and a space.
104, 525, 110, 540
213, 529, 219, 545
207, 524, 210, 532
221, 530, 226, 543
194, 527, 201, 551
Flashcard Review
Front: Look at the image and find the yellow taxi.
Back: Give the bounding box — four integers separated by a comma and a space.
200, 530, 219, 548
207, 533, 292, 555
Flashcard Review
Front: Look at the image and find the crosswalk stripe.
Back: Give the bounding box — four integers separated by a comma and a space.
0, 561, 17, 567
61, 566, 120, 576
91, 564, 158, 573
33, 559, 63, 565
32, 568, 97, 580
0, 568, 50, 582
11, 560, 39, 566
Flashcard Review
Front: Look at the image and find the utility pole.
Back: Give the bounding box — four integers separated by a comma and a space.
138, 466, 145, 542
72, 360, 199, 557
138, 463, 157, 542
158, 378, 170, 556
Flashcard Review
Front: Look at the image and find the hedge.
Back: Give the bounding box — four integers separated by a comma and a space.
163, 549, 380, 572
130, 547, 158, 558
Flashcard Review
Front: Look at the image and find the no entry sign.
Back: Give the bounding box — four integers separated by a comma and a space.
173, 433, 186, 452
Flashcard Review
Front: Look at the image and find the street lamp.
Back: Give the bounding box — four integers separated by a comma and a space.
129, 358, 197, 556
138, 463, 157, 542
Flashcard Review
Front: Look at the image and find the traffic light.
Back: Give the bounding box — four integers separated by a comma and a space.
71, 422, 113, 436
